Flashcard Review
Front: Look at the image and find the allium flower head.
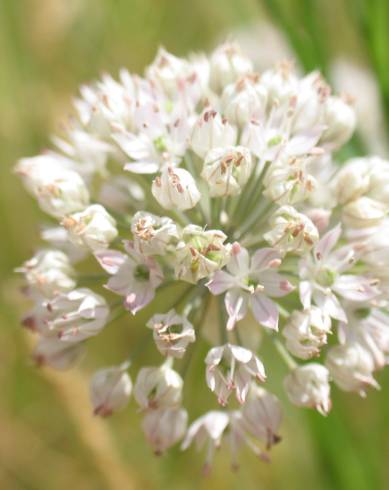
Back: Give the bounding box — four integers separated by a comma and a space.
15, 42, 388, 468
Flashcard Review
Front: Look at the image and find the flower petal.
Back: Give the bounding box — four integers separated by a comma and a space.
251, 293, 279, 330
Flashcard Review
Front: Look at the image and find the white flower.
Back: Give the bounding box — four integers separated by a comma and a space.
147, 309, 195, 358
201, 146, 253, 197
326, 342, 379, 396
221, 74, 267, 127
181, 411, 230, 473
142, 407, 188, 455
207, 243, 293, 330
319, 96, 356, 150
113, 115, 190, 175
103, 242, 163, 314
176, 231, 225, 276
17, 250, 75, 298
131, 211, 179, 255
53, 129, 113, 179
299, 224, 380, 322
260, 64, 298, 105
41, 227, 87, 263
283, 307, 332, 359
62, 204, 118, 251
46, 288, 109, 342
134, 360, 183, 410
146, 47, 190, 95
209, 42, 253, 93
240, 385, 282, 449
33, 336, 85, 370
89, 362, 132, 417
205, 343, 266, 405
335, 157, 374, 205
264, 205, 319, 255
16, 154, 89, 218
342, 197, 387, 229
152, 166, 201, 211
284, 364, 331, 415
174, 225, 230, 283
263, 155, 318, 205
191, 109, 237, 158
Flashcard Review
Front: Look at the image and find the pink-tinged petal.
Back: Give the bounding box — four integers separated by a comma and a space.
286, 126, 323, 155
124, 285, 154, 315
260, 270, 294, 298
314, 223, 342, 262
225, 290, 249, 330
94, 250, 127, 274
251, 294, 279, 330
313, 290, 347, 322
299, 280, 312, 309
248, 356, 266, 381
328, 245, 356, 273
205, 412, 230, 440
234, 368, 251, 403
205, 345, 225, 366
229, 344, 252, 364
206, 271, 236, 295
250, 248, 281, 272
333, 275, 380, 302
105, 261, 133, 295
112, 132, 150, 159
206, 368, 217, 392
227, 246, 250, 276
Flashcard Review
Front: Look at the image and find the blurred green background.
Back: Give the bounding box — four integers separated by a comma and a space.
1, 0, 389, 489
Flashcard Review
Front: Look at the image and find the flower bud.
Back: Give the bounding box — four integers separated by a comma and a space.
16, 155, 89, 218
142, 407, 187, 455
221, 74, 267, 127
46, 288, 109, 342
283, 307, 332, 359
33, 336, 85, 370
205, 344, 266, 406
174, 225, 230, 283
90, 363, 132, 417
320, 96, 356, 150
62, 204, 118, 251
146, 47, 190, 96
134, 360, 183, 410
326, 342, 379, 396
260, 64, 298, 104
334, 158, 371, 204
201, 146, 253, 197
209, 42, 253, 93
240, 385, 282, 449
264, 205, 319, 255
191, 109, 237, 158
131, 211, 179, 255
284, 364, 331, 415
147, 309, 195, 358
17, 250, 76, 298
152, 166, 201, 211
342, 196, 386, 229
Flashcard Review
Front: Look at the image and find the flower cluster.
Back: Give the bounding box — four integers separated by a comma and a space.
16, 43, 388, 471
